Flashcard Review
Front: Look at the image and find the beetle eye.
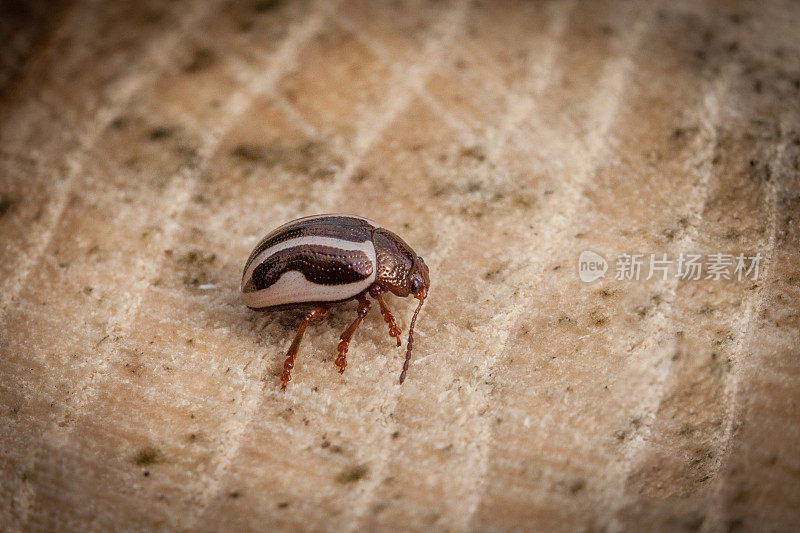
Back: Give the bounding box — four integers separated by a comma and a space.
418, 256, 425, 264
410, 278, 421, 295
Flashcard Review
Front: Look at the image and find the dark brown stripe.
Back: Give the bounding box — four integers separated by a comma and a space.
246, 244, 373, 291
246, 216, 375, 267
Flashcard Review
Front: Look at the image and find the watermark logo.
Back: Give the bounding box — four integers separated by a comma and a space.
577, 250, 608, 283
578, 251, 762, 283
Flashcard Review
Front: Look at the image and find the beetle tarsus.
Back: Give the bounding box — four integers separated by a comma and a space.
335, 343, 348, 374
279, 306, 328, 389
370, 286, 402, 347
335, 296, 371, 374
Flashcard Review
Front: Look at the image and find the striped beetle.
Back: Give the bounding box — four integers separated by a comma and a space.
241, 214, 430, 389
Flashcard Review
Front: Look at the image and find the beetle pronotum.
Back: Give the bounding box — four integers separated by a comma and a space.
241, 214, 430, 389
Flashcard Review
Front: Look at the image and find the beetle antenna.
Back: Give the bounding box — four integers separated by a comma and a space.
399, 294, 425, 384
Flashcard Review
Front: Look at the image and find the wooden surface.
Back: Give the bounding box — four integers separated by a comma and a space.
1, 0, 799, 531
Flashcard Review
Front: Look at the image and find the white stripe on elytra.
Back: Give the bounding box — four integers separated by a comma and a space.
242, 235, 377, 289
242, 235, 377, 296
242, 268, 376, 308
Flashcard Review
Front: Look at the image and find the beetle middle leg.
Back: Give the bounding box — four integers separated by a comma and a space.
335, 295, 371, 374
369, 286, 402, 347
280, 305, 328, 390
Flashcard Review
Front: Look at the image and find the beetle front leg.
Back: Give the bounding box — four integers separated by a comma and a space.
369, 286, 402, 347
280, 306, 328, 390
335, 296, 371, 374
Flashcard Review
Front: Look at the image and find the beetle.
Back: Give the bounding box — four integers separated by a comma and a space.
241, 214, 430, 389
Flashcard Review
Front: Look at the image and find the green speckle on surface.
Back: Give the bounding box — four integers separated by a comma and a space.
133, 447, 161, 466
336, 464, 369, 483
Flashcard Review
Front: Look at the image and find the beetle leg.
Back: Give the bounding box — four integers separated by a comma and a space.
369, 286, 402, 347
335, 296, 371, 374
280, 306, 328, 390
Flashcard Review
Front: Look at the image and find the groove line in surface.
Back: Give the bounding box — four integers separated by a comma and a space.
183, 2, 471, 528
3, 3, 225, 529
344, 1, 581, 528
701, 133, 787, 533
13, 4, 333, 530
601, 67, 735, 527
0, 0, 220, 325
462, 5, 660, 527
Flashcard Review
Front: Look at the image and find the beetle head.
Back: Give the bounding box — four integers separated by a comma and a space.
371, 228, 430, 385
373, 228, 429, 298
408, 255, 430, 299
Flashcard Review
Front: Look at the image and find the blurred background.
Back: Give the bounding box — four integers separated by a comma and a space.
1, 0, 799, 531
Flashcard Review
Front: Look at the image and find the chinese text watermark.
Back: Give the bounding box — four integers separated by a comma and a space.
578, 251, 762, 283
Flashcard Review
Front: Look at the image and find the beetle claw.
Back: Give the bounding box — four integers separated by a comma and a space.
335, 341, 348, 374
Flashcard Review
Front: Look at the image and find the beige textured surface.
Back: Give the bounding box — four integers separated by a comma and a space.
1, 0, 799, 531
